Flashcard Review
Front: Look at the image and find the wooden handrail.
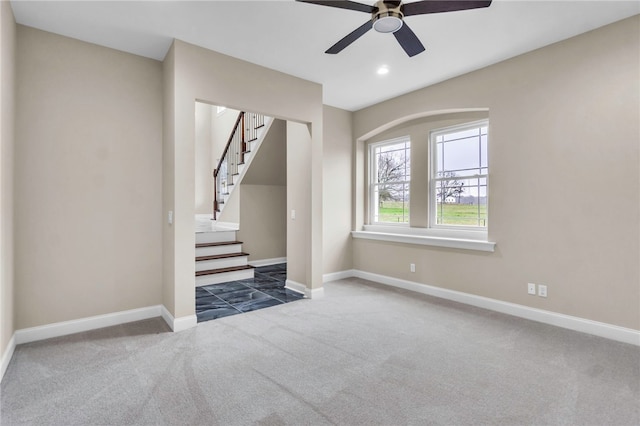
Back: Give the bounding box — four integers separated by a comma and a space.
214, 112, 244, 177
212, 111, 265, 220
213, 112, 244, 219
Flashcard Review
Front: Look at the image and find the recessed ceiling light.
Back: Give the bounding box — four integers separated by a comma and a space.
377, 66, 389, 75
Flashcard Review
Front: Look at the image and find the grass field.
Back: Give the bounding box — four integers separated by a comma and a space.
377, 203, 409, 223
378, 202, 486, 226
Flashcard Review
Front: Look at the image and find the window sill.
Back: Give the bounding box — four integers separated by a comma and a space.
352, 227, 496, 252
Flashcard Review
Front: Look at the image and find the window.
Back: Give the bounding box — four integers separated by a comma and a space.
370, 137, 411, 224
431, 121, 488, 228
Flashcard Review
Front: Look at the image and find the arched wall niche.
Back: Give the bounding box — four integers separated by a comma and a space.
353, 108, 489, 230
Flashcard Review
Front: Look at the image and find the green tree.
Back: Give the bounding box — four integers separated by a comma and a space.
436, 171, 465, 203
377, 150, 407, 207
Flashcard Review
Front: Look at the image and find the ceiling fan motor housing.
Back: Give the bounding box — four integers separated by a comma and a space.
372, 0, 404, 33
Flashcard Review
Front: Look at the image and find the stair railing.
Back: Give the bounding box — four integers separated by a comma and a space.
213, 111, 265, 219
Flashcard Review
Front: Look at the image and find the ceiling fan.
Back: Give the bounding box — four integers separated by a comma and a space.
296, 1, 492, 57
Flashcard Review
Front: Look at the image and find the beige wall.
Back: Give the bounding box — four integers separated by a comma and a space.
237, 119, 286, 261
1, 0, 16, 358
323, 106, 353, 274
15, 26, 164, 328
162, 42, 176, 314
218, 186, 240, 224
243, 119, 286, 187
164, 40, 323, 319
286, 121, 312, 286
194, 102, 213, 214
238, 185, 286, 262
352, 16, 640, 330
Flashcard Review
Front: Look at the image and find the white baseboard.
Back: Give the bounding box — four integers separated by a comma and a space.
249, 257, 287, 267
1, 334, 16, 383
14, 305, 164, 345
323, 269, 356, 283
286, 279, 324, 299
350, 270, 640, 346
161, 306, 197, 332
285, 279, 306, 295
306, 287, 325, 299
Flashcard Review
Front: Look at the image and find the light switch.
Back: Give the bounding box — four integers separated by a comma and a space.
291, 209, 296, 220
168, 211, 173, 225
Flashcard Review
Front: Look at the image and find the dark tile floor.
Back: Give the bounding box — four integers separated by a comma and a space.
196, 263, 304, 323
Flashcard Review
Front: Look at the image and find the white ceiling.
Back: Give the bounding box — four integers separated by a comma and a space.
10, 0, 639, 111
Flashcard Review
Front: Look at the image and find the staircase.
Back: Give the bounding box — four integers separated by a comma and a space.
214, 111, 272, 219
195, 228, 254, 286
196, 111, 273, 285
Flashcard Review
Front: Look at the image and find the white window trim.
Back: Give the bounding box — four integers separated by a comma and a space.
430, 119, 489, 231
357, 119, 495, 252
353, 226, 495, 252
368, 136, 411, 226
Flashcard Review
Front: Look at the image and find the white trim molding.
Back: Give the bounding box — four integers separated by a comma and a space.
249, 257, 287, 268
352, 230, 495, 252
306, 287, 325, 299
285, 279, 306, 295
161, 306, 197, 332
14, 305, 163, 345
345, 270, 639, 346
323, 269, 356, 283
285, 279, 324, 299
1, 334, 16, 383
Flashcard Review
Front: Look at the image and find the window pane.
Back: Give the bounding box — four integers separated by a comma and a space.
376, 142, 410, 183
371, 138, 410, 224
480, 135, 488, 168
431, 121, 488, 229
442, 138, 480, 172
435, 177, 487, 226
442, 127, 480, 142
374, 183, 409, 223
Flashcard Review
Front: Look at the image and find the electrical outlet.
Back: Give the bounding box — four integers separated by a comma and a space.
527, 283, 536, 295
410, 263, 415, 273
538, 284, 547, 298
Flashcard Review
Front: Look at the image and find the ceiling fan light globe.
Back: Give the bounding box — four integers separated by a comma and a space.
373, 14, 403, 33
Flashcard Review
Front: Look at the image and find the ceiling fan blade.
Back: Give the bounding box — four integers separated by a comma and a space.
402, 0, 492, 17
326, 20, 373, 54
393, 23, 425, 57
296, 0, 375, 14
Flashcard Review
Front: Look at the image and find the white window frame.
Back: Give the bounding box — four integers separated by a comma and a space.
429, 120, 489, 231
358, 121, 495, 252
368, 136, 411, 226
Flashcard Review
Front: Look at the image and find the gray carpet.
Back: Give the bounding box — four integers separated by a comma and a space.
1, 278, 639, 425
